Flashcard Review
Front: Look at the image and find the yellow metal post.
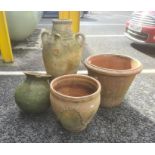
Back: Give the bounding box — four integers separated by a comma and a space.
59, 11, 70, 19
0, 11, 14, 62
59, 11, 80, 33
69, 11, 80, 33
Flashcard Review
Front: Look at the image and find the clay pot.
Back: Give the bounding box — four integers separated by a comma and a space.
41, 19, 85, 78
84, 54, 143, 108
50, 74, 101, 132
15, 72, 51, 113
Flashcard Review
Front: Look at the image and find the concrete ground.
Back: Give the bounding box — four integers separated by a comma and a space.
0, 11, 155, 142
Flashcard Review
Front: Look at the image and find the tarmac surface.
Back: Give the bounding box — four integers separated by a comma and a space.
0, 11, 155, 142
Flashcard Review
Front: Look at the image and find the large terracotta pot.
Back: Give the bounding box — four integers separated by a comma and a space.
41, 19, 85, 78
84, 54, 143, 108
6, 11, 42, 41
15, 72, 51, 113
50, 74, 101, 132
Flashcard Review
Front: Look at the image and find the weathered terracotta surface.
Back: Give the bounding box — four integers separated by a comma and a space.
15, 72, 51, 113
41, 19, 85, 78
84, 54, 143, 108
50, 74, 101, 132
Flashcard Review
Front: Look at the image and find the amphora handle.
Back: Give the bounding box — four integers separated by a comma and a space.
41, 31, 50, 45
75, 33, 85, 46
53, 32, 61, 41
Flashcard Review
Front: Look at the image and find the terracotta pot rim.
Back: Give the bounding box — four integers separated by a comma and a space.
50, 74, 101, 101
52, 19, 72, 24
84, 54, 143, 76
24, 71, 51, 78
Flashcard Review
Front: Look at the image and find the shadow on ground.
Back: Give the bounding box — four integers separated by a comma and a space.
131, 43, 155, 58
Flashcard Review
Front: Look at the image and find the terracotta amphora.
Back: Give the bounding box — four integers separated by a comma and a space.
50, 74, 101, 132
41, 19, 85, 78
84, 54, 143, 108
15, 72, 51, 113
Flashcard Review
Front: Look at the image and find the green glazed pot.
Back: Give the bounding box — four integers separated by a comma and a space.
15, 72, 51, 113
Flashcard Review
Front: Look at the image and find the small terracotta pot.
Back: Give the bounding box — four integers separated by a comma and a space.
84, 54, 143, 108
50, 74, 101, 132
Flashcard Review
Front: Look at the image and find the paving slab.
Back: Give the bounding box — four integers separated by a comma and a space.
0, 37, 155, 71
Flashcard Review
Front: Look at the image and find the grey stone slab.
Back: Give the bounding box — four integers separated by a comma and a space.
1, 37, 155, 71
0, 49, 45, 71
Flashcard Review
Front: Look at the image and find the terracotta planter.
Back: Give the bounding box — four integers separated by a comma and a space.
50, 74, 101, 132
84, 54, 143, 108
15, 72, 51, 113
41, 19, 85, 78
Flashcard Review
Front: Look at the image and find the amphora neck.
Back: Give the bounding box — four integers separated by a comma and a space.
52, 19, 73, 39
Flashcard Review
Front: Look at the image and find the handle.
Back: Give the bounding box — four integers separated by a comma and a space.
75, 33, 85, 46
53, 32, 61, 41
41, 31, 50, 45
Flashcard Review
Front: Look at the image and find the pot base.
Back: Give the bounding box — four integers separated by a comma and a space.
100, 100, 123, 108
61, 123, 87, 133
